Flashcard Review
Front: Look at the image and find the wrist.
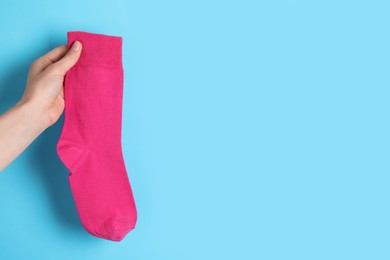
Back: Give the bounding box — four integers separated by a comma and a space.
15, 99, 51, 131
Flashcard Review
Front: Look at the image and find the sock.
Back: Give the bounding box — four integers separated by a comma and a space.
56, 31, 137, 242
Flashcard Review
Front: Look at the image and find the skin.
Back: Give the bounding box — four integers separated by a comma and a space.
0, 41, 83, 172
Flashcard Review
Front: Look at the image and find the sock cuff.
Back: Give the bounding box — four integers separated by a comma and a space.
67, 31, 122, 69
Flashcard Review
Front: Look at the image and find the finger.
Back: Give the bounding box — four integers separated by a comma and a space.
29, 45, 68, 76
48, 41, 82, 76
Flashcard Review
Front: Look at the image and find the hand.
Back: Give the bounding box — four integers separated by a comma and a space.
0, 41, 82, 172
19, 41, 82, 128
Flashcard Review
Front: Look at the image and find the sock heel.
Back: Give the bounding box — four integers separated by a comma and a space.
57, 138, 87, 173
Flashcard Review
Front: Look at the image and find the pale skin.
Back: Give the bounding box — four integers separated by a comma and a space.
0, 41, 83, 172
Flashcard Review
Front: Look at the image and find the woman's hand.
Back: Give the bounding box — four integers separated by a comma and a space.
19, 41, 82, 127
0, 41, 82, 172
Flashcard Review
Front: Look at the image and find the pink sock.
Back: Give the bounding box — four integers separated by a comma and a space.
57, 31, 137, 242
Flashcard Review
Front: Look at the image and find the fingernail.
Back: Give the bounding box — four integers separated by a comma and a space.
71, 41, 81, 51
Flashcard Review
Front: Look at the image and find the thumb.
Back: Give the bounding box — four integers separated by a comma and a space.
49, 41, 82, 76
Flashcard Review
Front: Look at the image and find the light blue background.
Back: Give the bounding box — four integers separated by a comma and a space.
0, 0, 389, 259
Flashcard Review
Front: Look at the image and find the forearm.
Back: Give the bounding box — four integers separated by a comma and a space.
0, 101, 49, 172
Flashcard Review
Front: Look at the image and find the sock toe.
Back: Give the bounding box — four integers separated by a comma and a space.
102, 216, 136, 241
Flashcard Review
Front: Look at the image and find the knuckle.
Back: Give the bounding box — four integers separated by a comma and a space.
67, 53, 77, 61
30, 59, 40, 69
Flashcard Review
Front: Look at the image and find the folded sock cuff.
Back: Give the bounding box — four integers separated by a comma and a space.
67, 31, 122, 69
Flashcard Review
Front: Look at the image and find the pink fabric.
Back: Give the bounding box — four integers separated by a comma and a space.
57, 31, 137, 241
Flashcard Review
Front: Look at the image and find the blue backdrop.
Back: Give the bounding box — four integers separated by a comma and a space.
1, 0, 390, 259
